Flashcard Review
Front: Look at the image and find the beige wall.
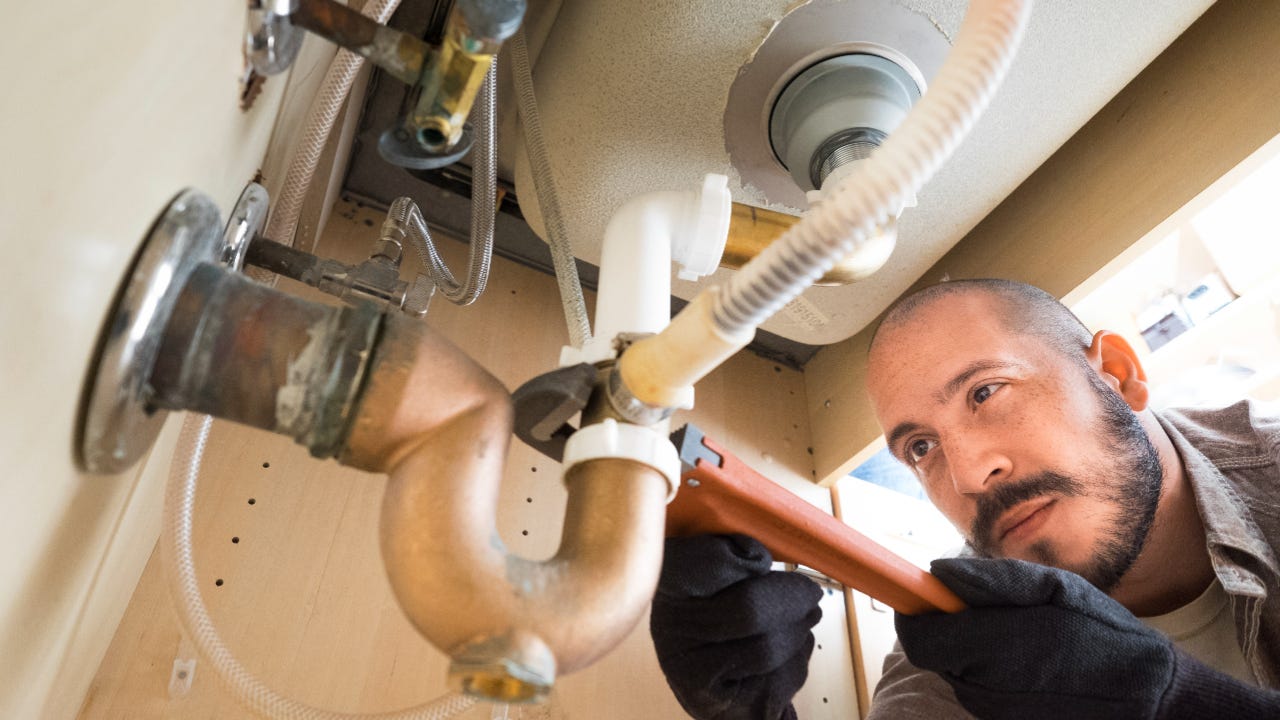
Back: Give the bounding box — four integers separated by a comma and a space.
0, 2, 329, 717
77, 201, 860, 718
805, 0, 1280, 485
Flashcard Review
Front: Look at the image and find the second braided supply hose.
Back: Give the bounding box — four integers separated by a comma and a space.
510, 26, 592, 349
390, 60, 498, 306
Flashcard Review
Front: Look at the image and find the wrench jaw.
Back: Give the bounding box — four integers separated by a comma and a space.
511, 363, 600, 463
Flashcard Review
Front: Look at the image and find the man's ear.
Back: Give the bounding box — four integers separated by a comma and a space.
1085, 331, 1149, 411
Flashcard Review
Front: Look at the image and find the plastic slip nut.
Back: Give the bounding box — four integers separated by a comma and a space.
676, 174, 732, 282
562, 419, 681, 502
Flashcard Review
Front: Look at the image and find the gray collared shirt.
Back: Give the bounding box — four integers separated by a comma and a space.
867, 400, 1280, 719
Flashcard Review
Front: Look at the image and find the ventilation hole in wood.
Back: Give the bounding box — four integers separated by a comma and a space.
262, 462, 270, 468
822, 698, 829, 704
806, 447, 813, 455
522, 530, 529, 536
530, 466, 538, 473
248, 498, 256, 505
526, 497, 533, 503
817, 644, 823, 651
177, 670, 188, 680
231, 536, 240, 544
773, 365, 781, 373
215, 579, 224, 587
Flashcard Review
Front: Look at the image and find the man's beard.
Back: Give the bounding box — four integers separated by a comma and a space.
969, 374, 1164, 593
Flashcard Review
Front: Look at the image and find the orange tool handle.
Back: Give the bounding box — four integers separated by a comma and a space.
666, 433, 965, 615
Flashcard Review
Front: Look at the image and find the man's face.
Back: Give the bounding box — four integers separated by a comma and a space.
867, 293, 1162, 592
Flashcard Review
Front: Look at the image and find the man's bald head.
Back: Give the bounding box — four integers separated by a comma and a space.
871, 279, 1094, 364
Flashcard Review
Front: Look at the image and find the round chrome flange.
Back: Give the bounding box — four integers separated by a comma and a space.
223, 182, 270, 270
245, 0, 303, 75
78, 184, 264, 474
723, 0, 951, 209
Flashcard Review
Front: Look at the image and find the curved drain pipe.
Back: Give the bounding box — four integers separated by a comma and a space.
348, 175, 731, 699
148, 261, 688, 702
342, 317, 672, 700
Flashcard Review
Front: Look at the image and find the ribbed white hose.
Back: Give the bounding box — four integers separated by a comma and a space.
162, 415, 478, 720
710, 0, 1032, 335
264, 0, 402, 250
510, 27, 592, 349
389, 61, 497, 306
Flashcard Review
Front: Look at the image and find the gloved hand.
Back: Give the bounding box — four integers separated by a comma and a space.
895, 557, 1280, 720
649, 534, 823, 720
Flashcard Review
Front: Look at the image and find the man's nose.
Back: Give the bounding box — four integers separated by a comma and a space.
945, 436, 1013, 495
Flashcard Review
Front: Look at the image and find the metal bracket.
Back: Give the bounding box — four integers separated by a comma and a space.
77, 184, 267, 473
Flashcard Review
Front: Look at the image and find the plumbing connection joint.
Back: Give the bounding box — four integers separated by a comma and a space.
770, 53, 921, 192
719, 202, 898, 286
79, 185, 276, 472
564, 174, 731, 369
245, 0, 524, 166
412, 0, 526, 151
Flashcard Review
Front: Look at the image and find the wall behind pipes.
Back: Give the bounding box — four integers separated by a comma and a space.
0, 2, 342, 717
77, 200, 860, 718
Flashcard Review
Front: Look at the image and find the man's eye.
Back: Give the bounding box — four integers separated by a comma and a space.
907, 438, 937, 462
973, 383, 1001, 404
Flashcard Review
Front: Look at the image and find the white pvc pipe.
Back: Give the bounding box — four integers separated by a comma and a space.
590, 194, 678, 356
573, 175, 731, 366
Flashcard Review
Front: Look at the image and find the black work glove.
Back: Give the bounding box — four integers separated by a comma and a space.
650, 534, 823, 720
895, 557, 1280, 720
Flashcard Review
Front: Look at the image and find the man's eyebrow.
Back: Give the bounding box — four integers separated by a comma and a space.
884, 360, 1023, 456
935, 360, 1019, 405
885, 422, 925, 458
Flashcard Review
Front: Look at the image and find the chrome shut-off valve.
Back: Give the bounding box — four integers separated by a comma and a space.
242, 217, 436, 317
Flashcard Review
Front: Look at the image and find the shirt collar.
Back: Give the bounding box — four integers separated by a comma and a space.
1156, 411, 1280, 591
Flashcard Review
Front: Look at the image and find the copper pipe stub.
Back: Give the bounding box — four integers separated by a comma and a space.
722, 203, 881, 286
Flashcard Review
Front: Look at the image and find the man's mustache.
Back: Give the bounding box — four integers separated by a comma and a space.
971, 471, 1084, 554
